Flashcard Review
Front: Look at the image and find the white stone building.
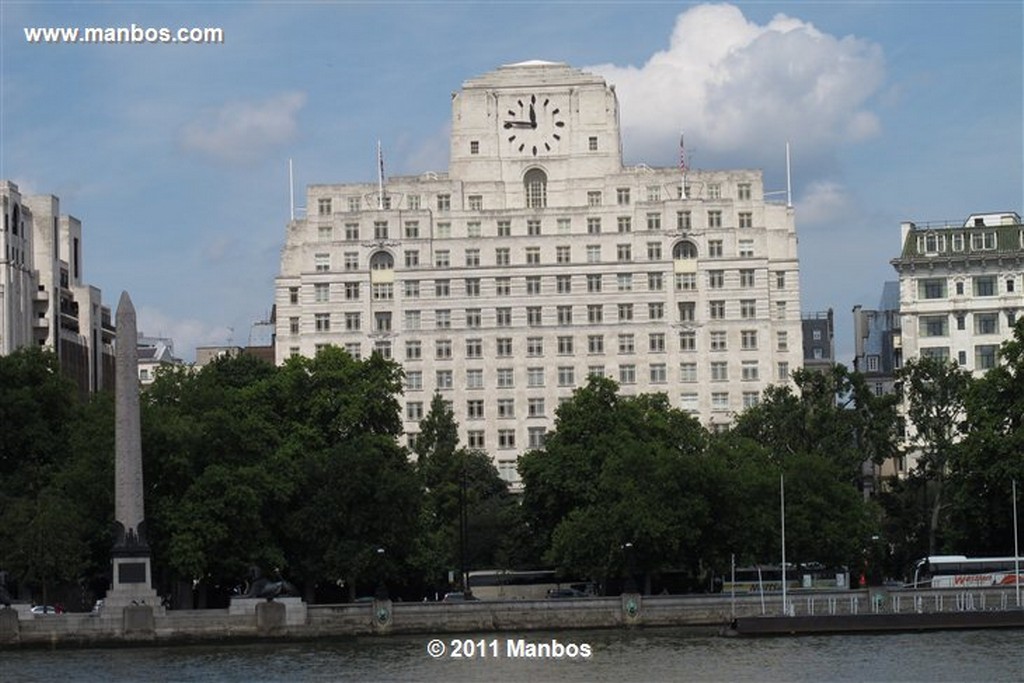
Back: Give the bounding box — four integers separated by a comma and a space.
892, 211, 1023, 374
274, 62, 803, 483
1, 180, 115, 394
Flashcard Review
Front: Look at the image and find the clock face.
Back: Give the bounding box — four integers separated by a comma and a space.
503, 93, 565, 156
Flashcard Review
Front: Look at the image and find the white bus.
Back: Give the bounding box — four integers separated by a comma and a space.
910, 555, 1024, 589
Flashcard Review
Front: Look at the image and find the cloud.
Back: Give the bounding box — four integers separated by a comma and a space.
797, 180, 852, 225
180, 92, 307, 164
137, 305, 232, 363
587, 4, 885, 166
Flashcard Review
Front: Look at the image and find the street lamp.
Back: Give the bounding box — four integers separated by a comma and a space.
374, 547, 389, 601
622, 542, 637, 594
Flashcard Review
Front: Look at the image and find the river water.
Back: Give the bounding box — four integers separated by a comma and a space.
6, 627, 1022, 682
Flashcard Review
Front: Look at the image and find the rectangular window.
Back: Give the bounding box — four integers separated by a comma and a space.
373, 221, 389, 240
741, 361, 760, 381
497, 220, 511, 237
646, 213, 662, 231
527, 398, 546, 419
557, 366, 576, 387
526, 276, 542, 296
587, 190, 602, 206
318, 225, 333, 242
973, 276, 997, 297
678, 302, 696, 322
465, 278, 481, 297
345, 312, 361, 331
738, 183, 752, 200
527, 367, 545, 387
467, 431, 485, 449
777, 331, 788, 351
406, 371, 423, 391
778, 361, 790, 381
743, 391, 760, 409
556, 275, 572, 294
617, 244, 632, 262
318, 198, 332, 216
617, 188, 631, 205
466, 369, 484, 389
289, 317, 299, 335
740, 300, 756, 319
708, 270, 724, 289
649, 332, 666, 353
496, 248, 511, 266
679, 331, 696, 352
975, 344, 998, 369
343, 252, 358, 271
315, 253, 331, 272
647, 242, 662, 260
467, 399, 484, 420
434, 309, 451, 329
708, 240, 723, 257
495, 277, 511, 296
918, 278, 947, 299
314, 282, 330, 302
711, 392, 729, 411
465, 249, 481, 267
525, 247, 541, 264
436, 370, 453, 390
587, 334, 604, 354
646, 186, 661, 202
557, 218, 572, 234
617, 273, 633, 292
680, 362, 697, 383
586, 245, 601, 263
588, 137, 599, 152
711, 361, 729, 382
406, 401, 424, 421
498, 429, 516, 449
435, 250, 450, 268
617, 216, 632, 233
404, 250, 420, 268
677, 211, 692, 230
738, 212, 753, 228
526, 337, 544, 357
648, 272, 664, 291
466, 308, 482, 329
676, 273, 696, 291
974, 312, 999, 335
344, 282, 360, 300
680, 392, 699, 414
618, 303, 634, 321
347, 196, 361, 212
435, 339, 452, 359
588, 304, 604, 323
557, 305, 573, 325
738, 239, 754, 257
619, 364, 636, 385
405, 340, 422, 361
587, 274, 603, 292
434, 280, 450, 297
468, 195, 483, 211
527, 306, 543, 327
496, 337, 513, 357
707, 210, 722, 228
775, 271, 786, 290
710, 331, 727, 351
919, 315, 948, 337
527, 219, 541, 236
403, 221, 419, 239
587, 217, 602, 234
466, 339, 483, 359
618, 333, 635, 354
741, 330, 758, 350
739, 269, 755, 288
436, 194, 451, 211
648, 303, 664, 320
496, 307, 512, 327
402, 280, 419, 299
557, 335, 574, 355
497, 368, 515, 389
556, 245, 571, 264
314, 313, 331, 332
709, 300, 726, 320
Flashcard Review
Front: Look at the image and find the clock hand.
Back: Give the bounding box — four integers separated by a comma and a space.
529, 105, 537, 128
504, 121, 533, 129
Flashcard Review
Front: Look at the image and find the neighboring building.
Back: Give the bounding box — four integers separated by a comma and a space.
852, 281, 902, 397
274, 62, 804, 484
137, 335, 184, 385
801, 309, 835, 373
892, 212, 1022, 375
1, 180, 115, 394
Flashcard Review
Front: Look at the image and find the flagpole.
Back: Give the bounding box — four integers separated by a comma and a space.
377, 140, 385, 210
679, 132, 687, 200
780, 473, 788, 616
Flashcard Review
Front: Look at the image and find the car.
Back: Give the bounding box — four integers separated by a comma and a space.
30, 605, 58, 615
442, 591, 479, 602
546, 588, 588, 599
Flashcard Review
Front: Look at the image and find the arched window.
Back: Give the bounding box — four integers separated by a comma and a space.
369, 251, 394, 271
524, 168, 547, 209
673, 240, 698, 259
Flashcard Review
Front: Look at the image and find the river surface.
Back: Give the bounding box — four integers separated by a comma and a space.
5, 627, 1022, 682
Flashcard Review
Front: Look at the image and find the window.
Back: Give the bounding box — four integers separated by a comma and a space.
975, 312, 999, 335
470, 141, 479, 155
433, 309, 450, 330
774, 301, 787, 320
289, 317, 299, 334
710, 331, 727, 351
373, 221, 389, 240
318, 225, 333, 242
741, 330, 758, 350
435, 250, 450, 268
776, 331, 788, 351
711, 362, 729, 382
617, 188, 631, 205
347, 196, 361, 212
316, 253, 331, 272
466, 338, 483, 359
588, 137, 598, 152
973, 276, 996, 297
406, 402, 424, 421
404, 250, 420, 268
557, 335, 574, 355
468, 194, 483, 211
527, 367, 545, 387
586, 245, 601, 263
918, 278, 947, 299
466, 369, 484, 389
709, 301, 726, 320
527, 306, 543, 327
649, 332, 666, 353
436, 194, 451, 211
711, 392, 730, 411
528, 398, 546, 418
647, 242, 662, 260
556, 275, 572, 294
619, 364, 637, 384
467, 221, 481, 238
496, 338, 513, 357
741, 361, 759, 381
738, 183, 751, 200
436, 370, 453, 390
618, 303, 634, 321
740, 300, 756, 319
708, 270, 724, 289
402, 280, 418, 299
738, 212, 753, 228
557, 305, 573, 325
677, 211, 692, 230
587, 190, 602, 206
587, 217, 602, 234
975, 344, 998, 370
921, 347, 950, 361
345, 312, 361, 331
680, 392, 699, 414
495, 277, 511, 296
707, 184, 721, 200
314, 313, 330, 332
587, 274, 603, 293
496, 248, 511, 266
676, 273, 696, 291
617, 244, 632, 262
497, 368, 515, 389
406, 371, 422, 391
557, 218, 571, 234
498, 429, 516, 449
588, 304, 604, 323
343, 343, 359, 359
557, 366, 576, 387
617, 273, 633, 292
680, 362, 697, 383
525, 168, 547, 208
467, 399, 485, 420
318, 197, 332, 215
434, 280, 450, 298
403, 221, 419, 239
970, 232, 996, 251
527, 337, 544, 357
526, 276, 542, 295
587, 365, 605, 379
738, 239, 754, 257
435, 339, 452, 359
617, 216, 632, 233
618, 333, 635, 354
314, 282, 330, 303
707, 210, 722, 228
496, 307, 512, 327
775, 271, 786, 290
467, 431, 485, 449
647, 213, 662, 231
527, 219, 541, 236
778, 361, 790, 381
556, 245, 571, 264
739, 269, 755, 288
679, 331, 696, 352
587, 334, 604, 354
465, 249, 481, 267
405, 340, 422, 361
742, 391, 760, 409
648, 272, 664, 291
919, 315, 948, 337
525, 247, 540, 265
497, 220, 511, 237
678, 302, 696, 322
465, 278, 481, 297
648, 303, 664, 320
708, 240, 723, 257
289, 287, 300, 304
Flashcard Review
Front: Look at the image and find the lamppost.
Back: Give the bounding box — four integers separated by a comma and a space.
622, 542, 637, 594
374, 547, 389, 601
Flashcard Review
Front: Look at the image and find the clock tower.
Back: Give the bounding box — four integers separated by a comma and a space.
449, 61, 623, 188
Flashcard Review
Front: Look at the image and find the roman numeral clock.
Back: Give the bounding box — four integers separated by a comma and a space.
503, 93, 565, 156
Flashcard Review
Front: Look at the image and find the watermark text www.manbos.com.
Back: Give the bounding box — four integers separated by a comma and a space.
426, 637, 593, 660
24, 24, 225, 45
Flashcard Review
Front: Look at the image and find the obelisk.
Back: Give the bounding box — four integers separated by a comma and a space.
106, 291, 159, 611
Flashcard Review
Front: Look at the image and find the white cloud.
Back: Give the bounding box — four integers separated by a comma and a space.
180, 92, 307, 164
797, 180, 852, 225
587, 4, 885, 165
137, 305, 232, 364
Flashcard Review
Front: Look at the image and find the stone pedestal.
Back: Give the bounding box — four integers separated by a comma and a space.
0, 608, 19, 644
230, 597, 307, 626
257, 601, 286, 634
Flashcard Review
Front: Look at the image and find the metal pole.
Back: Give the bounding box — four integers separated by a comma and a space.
781, 473, 788, 615
730, 553, 736, 620
1014, 479, 1020, 608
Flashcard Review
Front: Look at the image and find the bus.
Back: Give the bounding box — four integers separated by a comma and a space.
467, 570, 594, 600
910, 555, 1023, 589
721, 563, 850, 594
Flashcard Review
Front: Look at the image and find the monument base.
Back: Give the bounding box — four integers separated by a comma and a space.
102, 555, 163, 616
230, 596, 307, 626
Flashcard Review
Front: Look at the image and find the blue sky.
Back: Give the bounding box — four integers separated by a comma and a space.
3, 1, 1021, 363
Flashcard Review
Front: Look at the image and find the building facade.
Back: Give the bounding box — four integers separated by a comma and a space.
1, 180, 116, 395
892, 212, 1022, 375
852, 281, 902, 396
801, 309, 835, 373
274, 62, 803, 483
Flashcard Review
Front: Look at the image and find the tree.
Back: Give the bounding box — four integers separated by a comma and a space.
896, 356, 974, 554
